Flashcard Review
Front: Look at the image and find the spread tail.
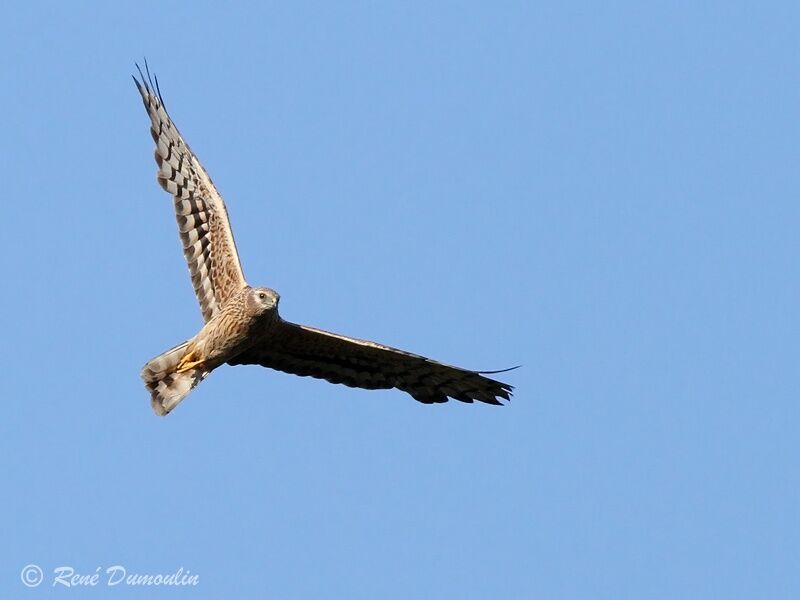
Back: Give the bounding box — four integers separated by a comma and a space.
141, 341, 207, 416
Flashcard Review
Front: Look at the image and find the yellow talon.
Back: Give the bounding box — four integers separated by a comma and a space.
176, 351, 204, 373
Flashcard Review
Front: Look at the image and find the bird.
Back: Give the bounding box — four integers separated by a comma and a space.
134, 63, 514, 416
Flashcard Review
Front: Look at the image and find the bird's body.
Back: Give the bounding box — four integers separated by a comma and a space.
179, 286, 281, 373
142, 287, 280, 414
135, 64, 514, 415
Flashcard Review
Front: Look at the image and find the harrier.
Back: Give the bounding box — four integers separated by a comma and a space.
135, 65, 514, 415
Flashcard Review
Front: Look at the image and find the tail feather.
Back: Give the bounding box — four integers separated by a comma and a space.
141, 341, 207, 416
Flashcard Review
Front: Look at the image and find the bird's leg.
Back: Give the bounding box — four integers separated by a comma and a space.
176, 350, 204, 373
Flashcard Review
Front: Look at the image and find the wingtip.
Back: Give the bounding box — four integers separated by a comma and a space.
478, 364, 522, 375
133, 59, 168, 110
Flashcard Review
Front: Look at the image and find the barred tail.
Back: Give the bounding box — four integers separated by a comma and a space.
141, 341, 207, 416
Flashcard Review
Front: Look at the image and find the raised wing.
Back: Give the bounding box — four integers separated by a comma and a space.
134, 64, 247, 322
229, 320, 514, 405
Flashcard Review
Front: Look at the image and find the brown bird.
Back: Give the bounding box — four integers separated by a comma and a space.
135, 64, 514, 416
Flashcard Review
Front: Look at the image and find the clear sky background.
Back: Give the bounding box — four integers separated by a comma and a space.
2, 1, 798, 598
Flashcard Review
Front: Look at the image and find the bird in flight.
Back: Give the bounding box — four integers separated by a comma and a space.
134, 64, 514, 416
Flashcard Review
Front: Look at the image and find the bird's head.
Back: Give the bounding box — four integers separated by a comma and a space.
246, 286, 280, 317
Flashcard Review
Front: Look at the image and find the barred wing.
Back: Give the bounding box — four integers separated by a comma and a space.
229, 320, 514, 405
134, 65, 247, 322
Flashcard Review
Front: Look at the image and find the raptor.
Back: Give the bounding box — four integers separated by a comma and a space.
135, 64, 514, 415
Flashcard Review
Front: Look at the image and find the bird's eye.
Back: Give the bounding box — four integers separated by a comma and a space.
259, 293, 266, 300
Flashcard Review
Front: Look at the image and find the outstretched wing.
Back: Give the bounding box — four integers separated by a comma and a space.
229, 320, 514, 405
134, 64, 247, 322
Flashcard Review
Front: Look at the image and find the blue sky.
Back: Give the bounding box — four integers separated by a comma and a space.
2, 1, 798, 597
